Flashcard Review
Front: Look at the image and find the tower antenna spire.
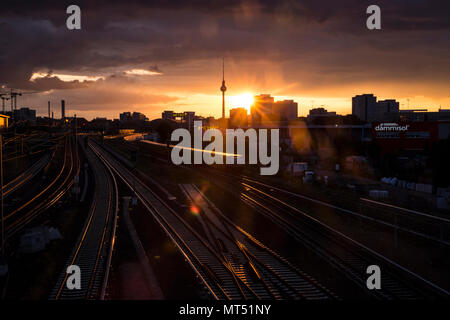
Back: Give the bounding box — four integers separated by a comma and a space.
220, 57, 227, 119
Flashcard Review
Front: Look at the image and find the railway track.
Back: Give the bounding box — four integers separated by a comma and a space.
90, 140, 335, 300
101, 139, 450, 299
49, 140, 118, 300
129, 139, 450, 299
176, 161, 449, 299
5, 136, 78, 238
235, 178, 449, 299
2, 153, 52, 199
136, 139, 450, 245
180, 183, 336, 300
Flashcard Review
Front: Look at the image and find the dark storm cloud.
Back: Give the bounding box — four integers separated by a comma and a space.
148, 65, 162, 74
0, 0, 448, 91
3, 0, 448, 28
27, 75, 94, 91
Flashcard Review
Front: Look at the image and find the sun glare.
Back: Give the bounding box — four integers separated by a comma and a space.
231, 93, 254, 113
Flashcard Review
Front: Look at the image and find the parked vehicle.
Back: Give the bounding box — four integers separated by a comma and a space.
292, 162, 308, 176
303, 170, 315, 183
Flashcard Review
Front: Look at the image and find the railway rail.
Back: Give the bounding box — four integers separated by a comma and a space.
90, 140, 335, 300
179, 165, 449, 299
240, 176, 450, 246
235, 178, 449, 299
134, 139, 450, 298
180, 183, 336, 300
49, 140, 118, 300
136, 139, 450, 246
5, 136, 79, 238
101, 138, 450, 299
2, 153, 52, 199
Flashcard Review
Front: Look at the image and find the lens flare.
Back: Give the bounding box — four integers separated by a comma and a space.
231, 93, 254, 113
190, 205, 200, 215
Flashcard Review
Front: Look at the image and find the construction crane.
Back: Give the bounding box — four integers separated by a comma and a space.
0, 94, 9, 113
1, 90, 39, 119
0, 88, 40, 120
9, 89, 22, 112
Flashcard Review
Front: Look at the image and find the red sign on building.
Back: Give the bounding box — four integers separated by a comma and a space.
372, 122, 441, 154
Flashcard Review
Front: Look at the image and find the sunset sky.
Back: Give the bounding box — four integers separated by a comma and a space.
1, 0, 449, 120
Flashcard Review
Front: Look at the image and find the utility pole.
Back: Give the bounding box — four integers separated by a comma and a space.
10, 89, 13, 112
0, 134, 9, 276
0, 135, 4, 264
48, 101, 51, 128
13, 94, 18, 111
10, 90, 14, 124
75, 114, 78, 163
74, 114, 79, 200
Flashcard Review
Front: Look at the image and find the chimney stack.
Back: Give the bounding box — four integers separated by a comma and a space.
61, 100, 66, 119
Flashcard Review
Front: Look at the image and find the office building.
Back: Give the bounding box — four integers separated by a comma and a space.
352, 94, 403, 123
251, 94, 274, 126
272, 100, 298, 122
376, 99, 399, 121
132, 112, 148, 121
372, 121, 450, 155
119, 112, 132, 122
229, 107, 248, 128
377, 99, 399, 113
352, 94, 378, 123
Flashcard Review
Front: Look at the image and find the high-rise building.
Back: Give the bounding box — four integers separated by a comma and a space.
353, 94, 401, 122
61, 100, 66, 119
251, 94, 274, 126
272, 100, 298, 122
375, 99, 399, 122
377, 99, 399, 113
119, 112, 131, 122
229, 107, 248, 128
352, 94, 377, 122
132, 112, 148, 121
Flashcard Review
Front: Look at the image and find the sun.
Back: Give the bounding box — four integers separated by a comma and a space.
231, 93, 254, 113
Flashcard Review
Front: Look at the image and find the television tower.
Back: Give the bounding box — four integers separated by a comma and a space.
220, 58, 227, 119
